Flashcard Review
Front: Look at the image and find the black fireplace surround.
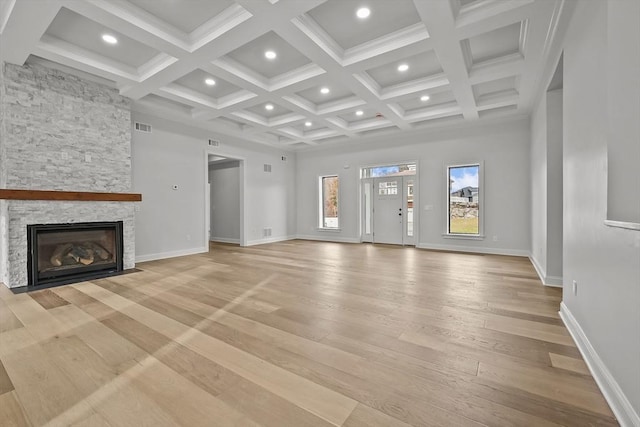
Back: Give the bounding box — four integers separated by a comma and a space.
27, 221, 124, 288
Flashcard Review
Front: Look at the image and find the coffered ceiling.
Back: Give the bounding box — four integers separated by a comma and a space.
0, 0, 562, 150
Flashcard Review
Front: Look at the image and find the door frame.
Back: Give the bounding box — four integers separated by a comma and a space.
357, 160, 419, 245
203, 149, 247, 247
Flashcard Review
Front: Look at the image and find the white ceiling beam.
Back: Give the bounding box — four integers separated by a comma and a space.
34, 35, 139, 83
283, 19, 411, 130
132, 99, 288, 149
0, 0, 62, 65
476, 89, 519, 111
468, 52, 524, 85
120, 0, 325, 100
344, 38, 434, 73
62, 0, 190, 55
413, 0, 478, 120
456, 0, 535, 40
516, 1, 558, 111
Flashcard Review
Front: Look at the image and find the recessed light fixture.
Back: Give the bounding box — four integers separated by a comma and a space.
397, 63, 409, 72
265, 103, 274, 111
420, 95, 430, 102
355, 110, 364, 116
305, 121, 312, 127
356, 7, 371, 19
265, 50, 276, 60
320, 87, 330, 94
101, 34, 118, 44
205, 78, 216, 86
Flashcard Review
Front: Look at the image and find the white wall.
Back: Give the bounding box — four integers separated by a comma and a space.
558, 0, 640, 423
131, 112, 297, 262
530, 90, 548, 274
606, 0, 640, 224
296, 118, 531, 255
546, 90, 563, 280
530, 87, 563, 286
209, 161, 240, 243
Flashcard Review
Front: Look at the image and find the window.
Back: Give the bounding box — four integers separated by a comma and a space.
448, 164, 480, 235
319, 175, 339, 229
378, 180, 398, 195
361, 163, 416, 178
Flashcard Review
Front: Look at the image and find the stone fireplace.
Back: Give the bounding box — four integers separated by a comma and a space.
0, 61, 137, 288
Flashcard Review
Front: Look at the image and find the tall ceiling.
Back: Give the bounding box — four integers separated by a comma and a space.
0, 0, 562, 150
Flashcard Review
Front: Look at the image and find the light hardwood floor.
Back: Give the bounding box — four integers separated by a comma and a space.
0, 240, 617, 426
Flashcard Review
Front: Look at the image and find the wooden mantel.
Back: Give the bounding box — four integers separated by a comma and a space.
0, 189, 142, 202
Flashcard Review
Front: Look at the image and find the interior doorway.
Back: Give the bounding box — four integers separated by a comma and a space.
204, 151, 247, 247
361, 163, 417, 245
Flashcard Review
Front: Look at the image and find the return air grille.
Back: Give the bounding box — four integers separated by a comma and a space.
134, 122, 152, 133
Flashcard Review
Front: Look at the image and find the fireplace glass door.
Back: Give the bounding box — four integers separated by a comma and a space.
27, 222, 123, 288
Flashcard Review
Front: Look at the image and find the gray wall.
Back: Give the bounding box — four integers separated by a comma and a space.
560, 0, 640, 421
530, 87, 563, 285
545, 90, 563, 281
0, 62, 135, 287
209, 161, 240, 243
296, 119, 532, 255
131, 111, 296, 261
606, 0, 640, 224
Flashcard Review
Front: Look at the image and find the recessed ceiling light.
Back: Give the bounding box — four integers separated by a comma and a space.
420, 95, 430, 102
101, 34, 118, 44
356, 7, 371, 19
265, 50, 276, 60
205, 78, 216, 86
305, 121, 312, 127
397, 63, 409, 72
355, 110, 364, 116
320, 87, 330, 94
265, 103, 274, 111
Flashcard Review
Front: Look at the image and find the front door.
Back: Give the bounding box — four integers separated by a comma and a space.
367, 176, 416, 245
373, 177, 403, 244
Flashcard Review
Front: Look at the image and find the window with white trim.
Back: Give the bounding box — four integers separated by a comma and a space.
319, 175, 339, 229
447, 164, 480, 235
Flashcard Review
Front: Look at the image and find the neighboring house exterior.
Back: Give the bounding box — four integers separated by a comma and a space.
450, 186, 479, 203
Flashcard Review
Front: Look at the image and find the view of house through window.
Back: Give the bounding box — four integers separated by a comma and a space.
320, 175, 339, 228
448, 165, 480, 234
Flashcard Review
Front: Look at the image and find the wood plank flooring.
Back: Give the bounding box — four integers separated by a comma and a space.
0, 240, 618, 426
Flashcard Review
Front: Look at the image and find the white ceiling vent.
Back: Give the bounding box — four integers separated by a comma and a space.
134, 122, 152, 133
264, 164, 272, 173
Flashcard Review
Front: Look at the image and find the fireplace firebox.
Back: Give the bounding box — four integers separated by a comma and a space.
27, 221, 124, 288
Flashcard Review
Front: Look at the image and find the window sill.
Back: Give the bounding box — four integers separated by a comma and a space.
317, 228, 342, 232
442, 234, 485, 240
604, 220, 640, 231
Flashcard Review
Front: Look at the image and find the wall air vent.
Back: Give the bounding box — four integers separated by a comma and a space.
134, 122, 152, 133
208, 139, 220, 147
264, 164, 272, 173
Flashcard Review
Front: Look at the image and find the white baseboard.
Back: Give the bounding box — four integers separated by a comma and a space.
416, 243, 529, 257
560, 302, 640, 427
544, 275, 563, 287
135, 246, 208, 263
210, 237, 240, 244
529, 254, 563, 287
295, 234, 360, 244
246, 235, 296, 246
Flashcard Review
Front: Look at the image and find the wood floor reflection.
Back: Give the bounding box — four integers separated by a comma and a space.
0, 240, 617, 426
